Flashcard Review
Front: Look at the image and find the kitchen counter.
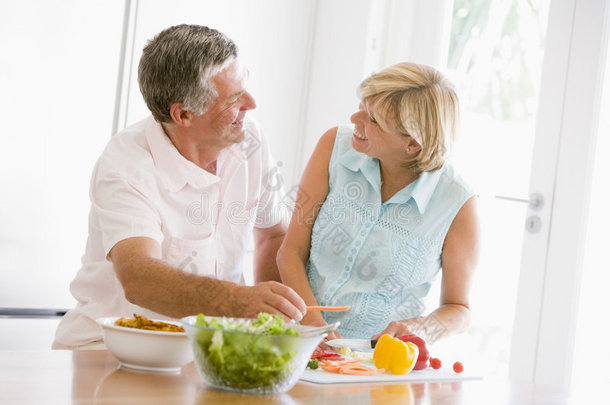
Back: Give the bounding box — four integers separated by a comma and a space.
0, 350, 583, 404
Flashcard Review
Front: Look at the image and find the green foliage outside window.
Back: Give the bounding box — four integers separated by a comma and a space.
447, 0, 549, 122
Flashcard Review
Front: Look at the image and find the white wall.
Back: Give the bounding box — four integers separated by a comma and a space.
384, 0, 453, 67
0, 0, 124, 309
299, 0, 374, 168
0, 0, 124, 349
121, 0, 317, 190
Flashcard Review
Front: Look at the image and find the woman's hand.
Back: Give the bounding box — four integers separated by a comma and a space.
371, 317, 425, 340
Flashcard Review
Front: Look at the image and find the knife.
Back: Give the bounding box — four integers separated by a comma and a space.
326, 335, 415, 350
325, 338, 379, 350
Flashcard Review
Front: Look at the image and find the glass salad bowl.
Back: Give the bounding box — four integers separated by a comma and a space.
181, 313, 337, 394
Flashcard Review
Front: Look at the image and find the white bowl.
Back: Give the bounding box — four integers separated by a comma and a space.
96, 316, 193, 373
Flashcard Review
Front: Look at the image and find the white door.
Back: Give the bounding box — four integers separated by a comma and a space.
510, 0, 610, 386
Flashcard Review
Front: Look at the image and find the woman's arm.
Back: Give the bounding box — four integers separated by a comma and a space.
372, 196, 481, 343
277, 127, 338, 327
253, 222, 288, 283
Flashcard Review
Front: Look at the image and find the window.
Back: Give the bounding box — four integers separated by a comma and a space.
426, 0, 550, 379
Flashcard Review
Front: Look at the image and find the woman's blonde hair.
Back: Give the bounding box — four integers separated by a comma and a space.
358, 62, 459, 172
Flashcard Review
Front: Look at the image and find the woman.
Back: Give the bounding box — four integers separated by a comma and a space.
277, 62, 480, 343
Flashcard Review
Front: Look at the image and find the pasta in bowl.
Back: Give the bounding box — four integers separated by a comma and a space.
96, 314, 192, 373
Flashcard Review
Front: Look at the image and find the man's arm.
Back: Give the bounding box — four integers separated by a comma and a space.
253, 221, 287, 284
109, 236, 306, 320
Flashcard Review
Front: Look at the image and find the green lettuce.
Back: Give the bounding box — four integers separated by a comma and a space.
192, 313, 300, 390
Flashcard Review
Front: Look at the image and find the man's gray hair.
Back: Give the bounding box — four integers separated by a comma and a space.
138, 24, 238, 123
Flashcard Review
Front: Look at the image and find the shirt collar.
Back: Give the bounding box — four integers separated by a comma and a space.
401, 168, 443, 214
339, 147, 381, 192
144, 117, 221, 192
339, 146, 443, 214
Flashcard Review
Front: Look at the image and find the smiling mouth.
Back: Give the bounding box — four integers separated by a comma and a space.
231, 118, 244, 127
353, 129, 368, 140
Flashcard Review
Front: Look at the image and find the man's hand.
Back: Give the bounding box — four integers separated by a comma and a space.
229, 281, 306, 321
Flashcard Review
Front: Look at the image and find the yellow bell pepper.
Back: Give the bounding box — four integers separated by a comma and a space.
373, 334, 419, 374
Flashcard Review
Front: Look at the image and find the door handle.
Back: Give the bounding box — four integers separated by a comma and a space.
495, 193, 544, 211
495, 193, 544, 233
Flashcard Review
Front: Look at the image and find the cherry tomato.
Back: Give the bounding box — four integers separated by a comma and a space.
453, 361, 464, 373
429, 357, 442, 370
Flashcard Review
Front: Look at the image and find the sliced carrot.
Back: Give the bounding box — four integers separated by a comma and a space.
306, 305, 351, 311
320, 360, 355, 370
319, 359, 360, 364
339, 363, 384, 375
318, 358, 384, 376
319, 359, 359, 372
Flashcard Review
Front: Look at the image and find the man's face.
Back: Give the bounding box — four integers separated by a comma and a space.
190, 60, 256, 147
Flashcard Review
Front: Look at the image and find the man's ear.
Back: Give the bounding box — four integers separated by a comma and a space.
169, 102, 193, 127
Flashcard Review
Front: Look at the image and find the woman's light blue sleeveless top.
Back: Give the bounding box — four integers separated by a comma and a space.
307, 126, 474, 339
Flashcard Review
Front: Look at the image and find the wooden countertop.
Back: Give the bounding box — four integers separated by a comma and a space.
0, 350, 584, 404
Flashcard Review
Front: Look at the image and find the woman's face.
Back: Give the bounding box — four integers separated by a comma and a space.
350, 102, 417, 163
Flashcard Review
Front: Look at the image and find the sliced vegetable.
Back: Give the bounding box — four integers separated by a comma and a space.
373, 334, 419, 374
311, 349, 344, 361
350, 350, 374, 362
319, 359, 384, 376
338, 346, 352, 356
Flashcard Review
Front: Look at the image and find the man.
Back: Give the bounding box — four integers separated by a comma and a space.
53, 25, 305, 349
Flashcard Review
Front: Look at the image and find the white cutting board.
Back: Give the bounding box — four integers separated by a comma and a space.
300, 366, 481, 384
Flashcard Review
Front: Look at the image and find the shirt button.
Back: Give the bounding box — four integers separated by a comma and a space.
355, 241, 361, 247
348, 256, 353, 262
360, 230, 366, 236
350, 248, 356, 254
344, 265, 350, 271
